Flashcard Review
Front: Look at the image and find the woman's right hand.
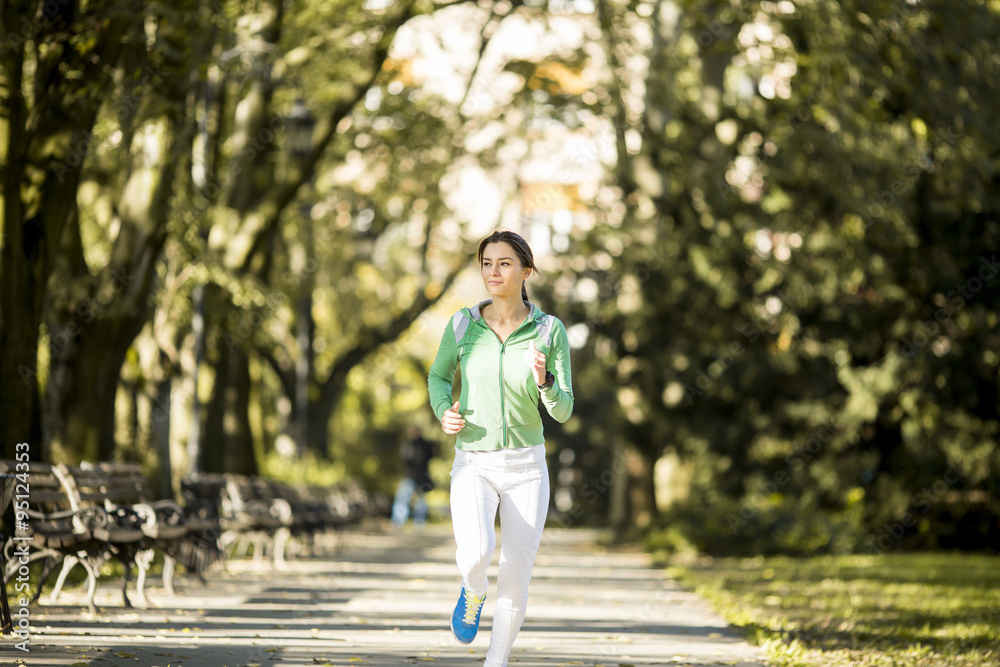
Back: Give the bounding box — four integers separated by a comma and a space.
441, 401, 465, 435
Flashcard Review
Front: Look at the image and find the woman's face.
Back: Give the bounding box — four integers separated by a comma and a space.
481, 241, 531, 298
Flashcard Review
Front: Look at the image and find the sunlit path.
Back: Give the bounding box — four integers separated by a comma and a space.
18, 527, 763, 667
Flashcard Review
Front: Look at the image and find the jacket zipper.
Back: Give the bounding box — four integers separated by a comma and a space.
499, 343, 507, 448
483, 309, 536, 450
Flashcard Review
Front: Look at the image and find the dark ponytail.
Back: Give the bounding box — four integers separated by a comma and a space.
478, 230, 539, 304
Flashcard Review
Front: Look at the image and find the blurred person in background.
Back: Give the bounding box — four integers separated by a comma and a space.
391, 426, 437, 528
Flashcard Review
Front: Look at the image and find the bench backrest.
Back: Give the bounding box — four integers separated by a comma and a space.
0, 460, 92, 537
57, 464, 111, 511
224, 474, 255, 513
181, 473, 231, 518
81, 461, 152, 506
0, 460, 75, 514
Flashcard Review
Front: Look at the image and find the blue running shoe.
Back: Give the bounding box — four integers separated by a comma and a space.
451, 587, 486, 644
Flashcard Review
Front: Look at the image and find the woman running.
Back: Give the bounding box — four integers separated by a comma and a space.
428, 230, 574, 667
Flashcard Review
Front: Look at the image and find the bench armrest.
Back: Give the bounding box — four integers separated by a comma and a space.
24, 505, 111, 533
143, 499, 187, 527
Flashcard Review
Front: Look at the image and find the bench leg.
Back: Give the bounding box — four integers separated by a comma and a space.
289, 533, 304, 558
194, 545, 211, 586
273, 527, 290, 570
218, 530, 239, 564
32, 556, 61, 604
252, 533, 265, 564
134, 549, 154, 608
80, 557, 98, 616
162, 553, 177, 597
304, 532, 316, 557
185, 531, 218, 583
120, 550, 135, 608
228, 532, 244, 558
47, 555, 78, 604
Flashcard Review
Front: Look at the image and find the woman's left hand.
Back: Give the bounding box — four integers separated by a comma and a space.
524, 340, 547, 385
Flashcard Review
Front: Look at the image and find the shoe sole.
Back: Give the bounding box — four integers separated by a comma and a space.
451, 623, 474, 644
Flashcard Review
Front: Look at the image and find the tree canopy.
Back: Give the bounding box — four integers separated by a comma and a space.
1, 0, 997, 552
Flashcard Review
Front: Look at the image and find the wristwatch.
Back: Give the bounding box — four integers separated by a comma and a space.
537, 371, 555, 390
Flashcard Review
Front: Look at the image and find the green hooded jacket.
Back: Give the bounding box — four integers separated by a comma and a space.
428, 300, 574, 451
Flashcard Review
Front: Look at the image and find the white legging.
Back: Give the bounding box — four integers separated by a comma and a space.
450, 444, 550, 667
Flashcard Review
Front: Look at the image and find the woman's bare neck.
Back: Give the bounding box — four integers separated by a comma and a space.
483, 296, 529, 326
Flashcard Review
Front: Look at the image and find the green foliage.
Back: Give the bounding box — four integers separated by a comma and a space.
670, 553, 1000, 667
1, 0, 486, 471
545, 0, 1000, 551
5, 0, 999, 551
260, 448, 348, 488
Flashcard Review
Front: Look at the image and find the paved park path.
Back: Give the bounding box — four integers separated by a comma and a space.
13, 527, 765, 667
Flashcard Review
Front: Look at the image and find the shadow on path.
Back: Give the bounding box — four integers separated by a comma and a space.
12, 527, 765, 667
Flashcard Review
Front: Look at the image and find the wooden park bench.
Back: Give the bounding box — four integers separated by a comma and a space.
0, 461, 113, 615
241, 477, 388, 562
181, 473, 287, 566
42, 464, 149, 610
180, 473, 380, 567
2, 460, 385, 614
59, 462, 219, 603
2, 461, 223, 613
260, 479, 359, 557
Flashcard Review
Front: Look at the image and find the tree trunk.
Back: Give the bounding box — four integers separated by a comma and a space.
43, 114, 182, 461
151, 376, 173, 499
0, 8, 40, 460
609, 444, 658, 542
608, 440, 629, 540
43, 318, 130, 463
202, 340, 257, 475
295, 291, 314, 455
0, 317, 43, 460
202, 352, 225, 474
627, 447, 657, 530
305, 389, 338, 459
0, 0, 135, 461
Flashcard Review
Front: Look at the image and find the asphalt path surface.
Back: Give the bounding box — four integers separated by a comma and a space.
8, 526, 765, 667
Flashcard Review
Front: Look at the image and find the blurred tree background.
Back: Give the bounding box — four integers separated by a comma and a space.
1, 0, 997, 554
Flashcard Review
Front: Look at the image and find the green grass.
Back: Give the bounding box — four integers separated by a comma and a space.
667, 553, 1000, 667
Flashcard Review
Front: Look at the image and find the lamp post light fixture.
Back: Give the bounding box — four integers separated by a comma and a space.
286, 97, 316, 159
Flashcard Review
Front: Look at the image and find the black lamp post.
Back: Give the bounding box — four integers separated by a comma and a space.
286, 97, 316, 159
286, 98, 316, 456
